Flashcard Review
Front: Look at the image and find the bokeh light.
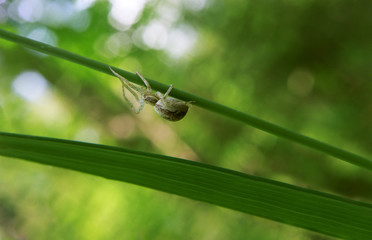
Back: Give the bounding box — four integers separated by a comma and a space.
17, 0, 44, 22
74, 128, 100, 143
12, 71, 49, 102
109, 0, 147, 30
165, 25, 197, 59
287, 68, 315, 97
142, 20, 169, 50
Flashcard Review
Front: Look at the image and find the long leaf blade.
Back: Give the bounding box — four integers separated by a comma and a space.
0, 132, 371, 239
0, 28, 371, 171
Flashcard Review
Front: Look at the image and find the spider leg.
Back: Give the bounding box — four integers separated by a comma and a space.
109, 66, 145, 94
110, 66, 145, 113
156, 84, 173, 106
122, 82, 140, 102
136, 72, 152, 92
120, 86, 138, 112
163, 84, 173, 98
137, 99, 145, 113
110, 66, 140, 101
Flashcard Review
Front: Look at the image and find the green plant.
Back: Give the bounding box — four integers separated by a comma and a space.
0, 29, 371, 171
0, 29, 372, 239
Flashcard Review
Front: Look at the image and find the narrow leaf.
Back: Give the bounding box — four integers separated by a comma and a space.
0, 28, 371, 171
0, 132, 371, 239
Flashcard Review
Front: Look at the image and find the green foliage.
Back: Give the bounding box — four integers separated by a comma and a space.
1, 28, 371, 171
1, 1, 372, 239
1, 132, 372, 239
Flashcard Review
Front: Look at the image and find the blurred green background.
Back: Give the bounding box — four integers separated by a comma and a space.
1, 0, 372, 239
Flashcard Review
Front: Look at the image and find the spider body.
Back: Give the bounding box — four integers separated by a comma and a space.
155, 94, 189, 121
143, 93, 159, 106
109, 66, 189, 121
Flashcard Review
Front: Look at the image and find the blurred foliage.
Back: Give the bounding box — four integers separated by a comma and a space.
0, 0, 371, 239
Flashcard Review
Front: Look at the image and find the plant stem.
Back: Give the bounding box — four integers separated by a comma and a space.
0, 28, 371, 171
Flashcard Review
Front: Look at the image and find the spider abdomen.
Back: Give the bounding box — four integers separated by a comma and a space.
154, 97, 189, 121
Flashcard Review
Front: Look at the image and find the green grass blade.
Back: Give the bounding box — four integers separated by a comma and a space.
1, 29, 371, 171
1, 28, 371, 171
1, 132, 371, 239
1, 29, 372, 171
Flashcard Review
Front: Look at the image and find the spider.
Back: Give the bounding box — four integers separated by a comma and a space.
109, 66, 190, 121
